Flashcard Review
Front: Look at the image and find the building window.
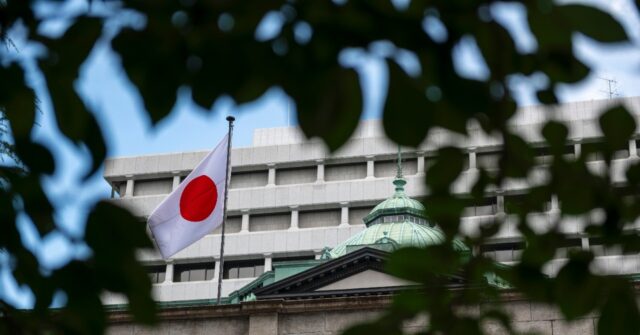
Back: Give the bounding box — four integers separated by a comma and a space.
476, 151, 501, 171
223, 259, 264, 279
590, 237, 623, 257
146, 265, 166, 284
555, 238, 583, 259
481, 242, 525, 262
173, 263, 215, 282
462, 197, 497, 217
582, 140, 629, 161
534, 145, 574, 164
133, 178, 173, 196
369, 215, 427, 226
504, 193, 551, 214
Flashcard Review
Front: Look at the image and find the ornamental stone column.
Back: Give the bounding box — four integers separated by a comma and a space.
468, 147, 477, 170
165, 260, 174, 284
496, 190, 504, 215
573, 138, 582, 157
340, 202, 350, 227
171, 172, 181, 191
416, 151, 425, 175
366, 156, 375, 179
267, 163, 276, 187
213, 257, 221, 282
289, 206, 299, 230
240, 209, 250, 233
125, 176, 135, 198
316, 159, 325, 183
264, 253, 273, 272
630, 139, 638, 158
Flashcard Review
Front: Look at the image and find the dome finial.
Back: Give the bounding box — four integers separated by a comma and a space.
393, 145, 406, 194
396, 144, 403, 179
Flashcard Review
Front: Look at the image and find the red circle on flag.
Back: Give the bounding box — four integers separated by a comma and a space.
180, 175, 218, 222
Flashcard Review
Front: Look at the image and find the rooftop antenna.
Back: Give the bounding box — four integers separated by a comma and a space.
598, 76, 619, 99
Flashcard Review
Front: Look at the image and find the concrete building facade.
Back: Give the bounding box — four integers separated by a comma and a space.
103, 97, 640, 305
107, 294, 609, 335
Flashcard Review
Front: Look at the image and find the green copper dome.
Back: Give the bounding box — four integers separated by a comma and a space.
327, 148, 469, 259
328, 220, 469, 258
362, 178, 428, 227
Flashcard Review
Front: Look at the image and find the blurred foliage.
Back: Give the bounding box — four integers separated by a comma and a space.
1, 0, 640, 334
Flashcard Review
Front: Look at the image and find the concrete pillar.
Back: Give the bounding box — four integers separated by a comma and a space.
496, 191, 504, 215
267, 164, 276, 186
472, 245, 481, 257
550, 195, 559, 212
574, 139, 582, 157
316, 159, 325, 183
366, 156, 375, 179
340, 202, 349, 227
249, 313, 278, 335
630, 139, 638, 158
240, 209, 250, 233
213, 257, 221, 282
172, 172, 181, 191
125, 176, 135, 197
264, 253, 273, 272
289, 206, 299, 230
416, 151, 425, 175
165, 261, 174, 284
468, 147, 477, 170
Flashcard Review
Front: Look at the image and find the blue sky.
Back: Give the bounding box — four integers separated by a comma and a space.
1, 0, 639, 308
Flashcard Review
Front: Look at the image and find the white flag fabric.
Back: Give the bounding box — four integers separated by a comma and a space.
148, 134, 229, 259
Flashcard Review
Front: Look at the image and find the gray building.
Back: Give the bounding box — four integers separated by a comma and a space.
103, 96, 640, 305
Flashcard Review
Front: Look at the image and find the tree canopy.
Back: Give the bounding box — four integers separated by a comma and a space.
1, 0, 640, 334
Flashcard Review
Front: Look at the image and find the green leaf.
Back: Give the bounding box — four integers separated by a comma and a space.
52, 261, 106, 335
537, 89, 558, 105
112, 26, 180, 123
14, 140, 55, 176
626, 163, 640, 186
37, 17, 106, 178
598, 280, 640, 335
557, 4, 628, 43
501, 134, 534, 178
542, 52, 591, 84
382, 60, 432, 147
554, 253, 603, 319
528, 5, 573, 50
426, 147, 464, 193
0, 63, 36, 139
542, 121, 568, 155
292, 67, 363, 151
599, 105, 636, 157
387, 246, 463, 283
84, 202, 156, 324
553, 161, 597, 214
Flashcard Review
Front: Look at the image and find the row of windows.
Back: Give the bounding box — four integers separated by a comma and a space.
112, 139, 638, 198
147, 236, 633, 284
367, 215, 429, 226
146, 256, 316, 283
480, 238, 635, 262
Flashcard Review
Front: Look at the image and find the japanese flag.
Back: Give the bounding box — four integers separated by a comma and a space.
148, 134, 229, 259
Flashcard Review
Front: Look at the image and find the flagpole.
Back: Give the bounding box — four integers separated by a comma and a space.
216, 115, 235, 305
